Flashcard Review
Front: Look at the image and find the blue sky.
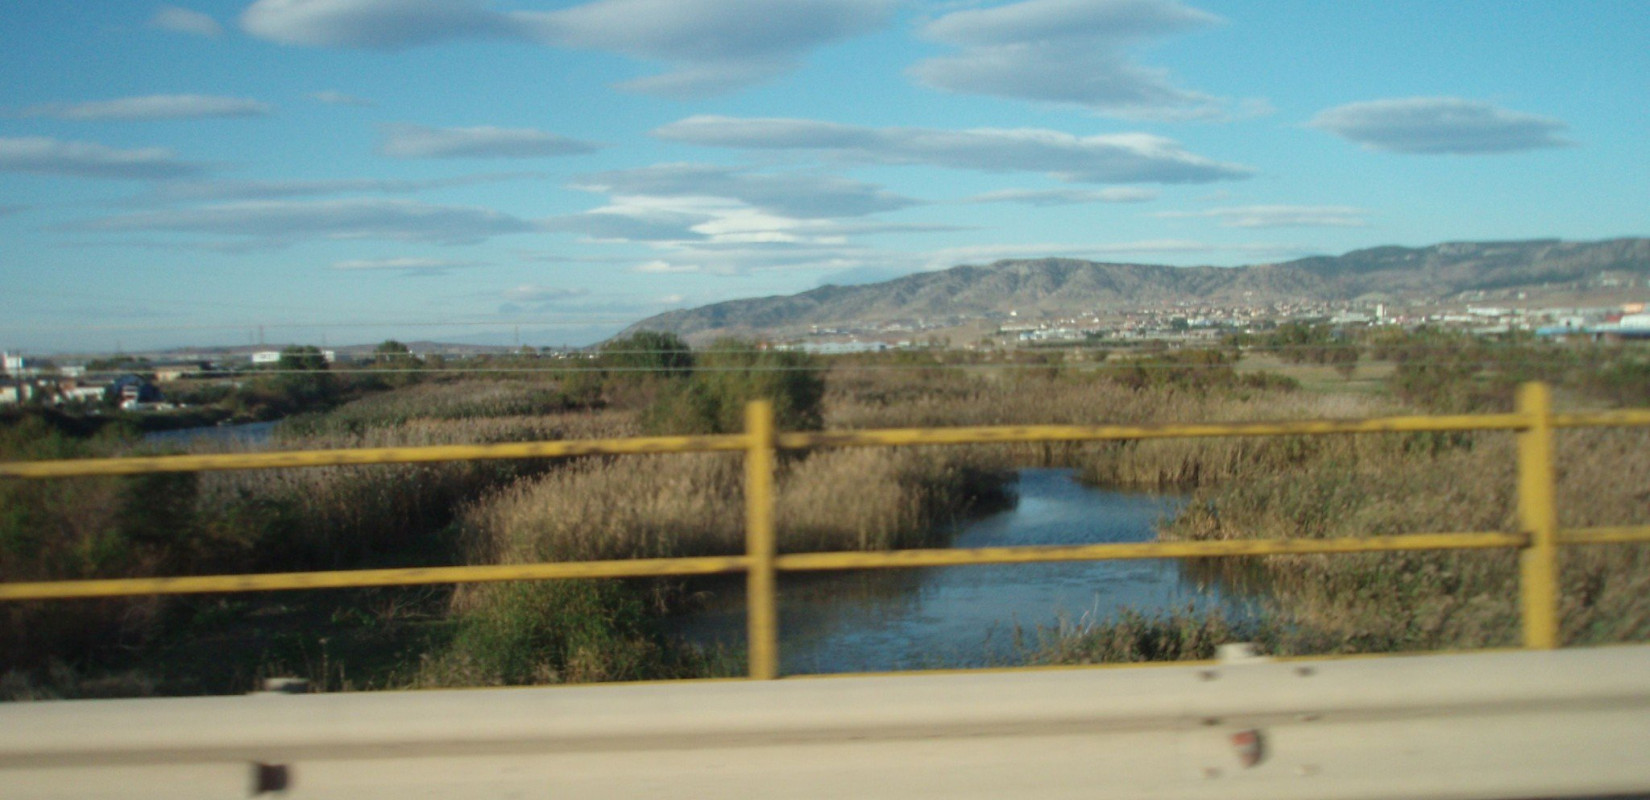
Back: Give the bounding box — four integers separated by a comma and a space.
1, 0, 1645, 353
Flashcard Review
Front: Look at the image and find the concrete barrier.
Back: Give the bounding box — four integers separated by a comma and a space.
3, 646, 1649, 799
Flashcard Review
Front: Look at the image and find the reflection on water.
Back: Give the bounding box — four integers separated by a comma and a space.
143, 420, 277, 447
671, 468, 1256, 674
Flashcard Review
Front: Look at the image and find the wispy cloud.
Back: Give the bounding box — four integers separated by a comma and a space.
240, 0, 894, 96
540, 207, 714, 243
19, 94, 271, 121
572, 163, 919, 219
633, 260, 703, 274
149, 6, 223, 37
126, 172, 543, 204
653, 115, 1253, 184
528, 0, 896, 96
0, 136, 205, 180
1309, 97, 1572, 155
911, 0, 1229, 120
65, 198, 536, 244
625, 240, 877, 276
309, 90, 376, 107
378, 123, 602, 159
547, 188, 948, 254
963, 187, 1158, 205
331, 257, 483, 275
499, 283, 591, 313
240, 0, 521, 47
1157, 204, 1367, 228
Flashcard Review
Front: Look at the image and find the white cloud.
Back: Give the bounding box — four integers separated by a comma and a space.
1157, 204, 1367, 228
572, 163, 918, 219
128, 172, 543, 204
1309, 97, 1572, 155
20, 94, 271, 121
624, 237, 899, 276
331, 257, 482, 275
240, 0, 893, 96
241, 0, 522, 48
0, 136, 204, 180
66, 198, 537, 244
634, 260, 702, 274
964, 187, 1158, 205
378, 123, 601, 159
540, 208, 714, 243
526, 0, 895, 96
499, 284, 591, 313
309, 90, 376, 107
653, 115, 1252, 184
149, 6, 224, 37
911, 0, 1227, 119
503, 284, 588, 302
550, 187, 946, 253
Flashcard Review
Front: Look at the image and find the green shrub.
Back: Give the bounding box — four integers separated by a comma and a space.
599, 331, 694, 376
641, 340, 824, 434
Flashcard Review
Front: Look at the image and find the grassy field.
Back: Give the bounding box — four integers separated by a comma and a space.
1233, 351, 1394, 395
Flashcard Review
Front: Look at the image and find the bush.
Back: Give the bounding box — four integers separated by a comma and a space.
599, 331, 693, 376
641, 340, 825, 434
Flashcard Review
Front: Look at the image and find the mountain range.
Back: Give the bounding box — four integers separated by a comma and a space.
623, 238, 1650, 342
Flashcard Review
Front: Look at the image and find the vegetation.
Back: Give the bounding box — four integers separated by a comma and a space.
4, 331, 1650, 697
641, 340, 825, 434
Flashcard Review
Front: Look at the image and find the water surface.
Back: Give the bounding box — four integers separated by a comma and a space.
674, 468, 1245, 674
144, 420, 277, 447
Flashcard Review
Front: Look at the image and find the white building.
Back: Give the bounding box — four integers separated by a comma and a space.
252, 350, 336, 365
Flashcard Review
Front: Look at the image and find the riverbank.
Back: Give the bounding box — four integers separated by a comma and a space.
20, 343, 1639, 696
667, 469, 1226, 674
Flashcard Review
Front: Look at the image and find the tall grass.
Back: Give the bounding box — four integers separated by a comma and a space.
826, 367, 1385, 488
0, 389, 637, 691
1153, 427, 1650, 652
419, 444, 1013, 686
197, 410, 637, 568
281, 380, 595, 435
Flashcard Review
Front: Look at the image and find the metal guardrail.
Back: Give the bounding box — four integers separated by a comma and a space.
3, 382, 1650, 679
8, 647, 1650, 799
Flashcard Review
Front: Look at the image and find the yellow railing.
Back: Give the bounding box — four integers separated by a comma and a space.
4, 381, 1650, 679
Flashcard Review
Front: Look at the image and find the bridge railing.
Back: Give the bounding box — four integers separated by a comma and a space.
3, 381, 1650, 680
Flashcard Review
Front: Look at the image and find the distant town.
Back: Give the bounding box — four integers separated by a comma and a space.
780, 297, 1650, 353
5, 291, 1648, 412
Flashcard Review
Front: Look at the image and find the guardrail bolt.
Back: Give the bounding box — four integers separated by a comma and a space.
251, 762, 290, 795
1231, 729, 1266, 767
259, 677, 307, 694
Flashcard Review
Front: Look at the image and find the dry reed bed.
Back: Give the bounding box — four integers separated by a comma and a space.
420, 445, 1012, 687
185, 410, 641, 569
1156, 427, 1650, 652
458, 447, 1013, 567
284, 380, 589, 433
827, 370, 1387, 488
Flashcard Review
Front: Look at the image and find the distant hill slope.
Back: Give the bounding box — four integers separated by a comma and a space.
622, 238, 1650, 341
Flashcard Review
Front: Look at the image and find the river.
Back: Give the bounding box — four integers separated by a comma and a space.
143, 420, 277, 447
672, 468, 1252, 674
